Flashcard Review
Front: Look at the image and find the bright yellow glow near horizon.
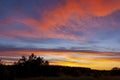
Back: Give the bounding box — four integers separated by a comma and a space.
0, 51, 120, 70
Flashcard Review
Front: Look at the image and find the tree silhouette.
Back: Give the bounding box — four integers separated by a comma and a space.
17, 53, 49, 66
44, 60, 49, 65
18, 56, 27, 64
28, 53, 36, 61
14, 53, 50, 77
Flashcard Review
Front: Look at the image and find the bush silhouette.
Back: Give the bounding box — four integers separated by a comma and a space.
15, 53, 50, 77
111, 67, 120, 76
17, 53, 49, 66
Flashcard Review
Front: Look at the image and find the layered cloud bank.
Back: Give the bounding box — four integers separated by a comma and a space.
0, 0, 120, 70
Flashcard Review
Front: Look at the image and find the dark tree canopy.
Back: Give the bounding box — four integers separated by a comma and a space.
17, 53, 49, 66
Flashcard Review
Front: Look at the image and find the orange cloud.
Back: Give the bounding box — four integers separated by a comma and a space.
1, 0, 120, 42
0, 0, 120, 42
13, 0, 120, 42
79, 0, 120, 16
40, 0, 120, 30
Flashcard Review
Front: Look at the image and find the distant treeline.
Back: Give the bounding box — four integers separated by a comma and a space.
0, 53, 120, 80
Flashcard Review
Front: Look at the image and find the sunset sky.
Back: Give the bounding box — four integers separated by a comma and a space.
0, 0, 120, 70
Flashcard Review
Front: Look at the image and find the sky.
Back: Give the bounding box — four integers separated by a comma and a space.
0, 0, 120, 70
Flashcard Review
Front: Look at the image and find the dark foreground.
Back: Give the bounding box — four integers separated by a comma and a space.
16, 76, 120, 80
0, 54, 120, 80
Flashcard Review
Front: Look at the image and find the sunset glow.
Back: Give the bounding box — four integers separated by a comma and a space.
0, 0, 120, 70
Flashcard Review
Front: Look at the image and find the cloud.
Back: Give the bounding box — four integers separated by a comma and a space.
79, 0, 120, 16
38, 0, 120, 30
10, 0, 119, 41
1, 0, 120, 43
